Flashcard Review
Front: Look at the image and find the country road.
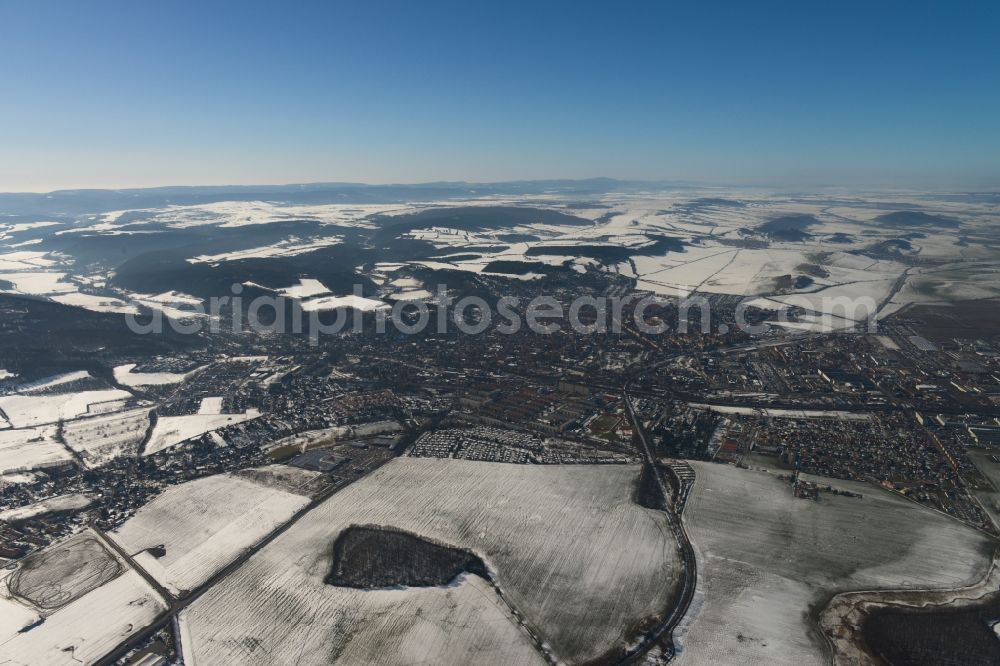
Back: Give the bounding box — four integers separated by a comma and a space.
93, 471, 361, 666
617, 379, 697, 664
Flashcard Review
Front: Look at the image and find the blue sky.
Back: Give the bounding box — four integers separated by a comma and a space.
0, 0, 997, 191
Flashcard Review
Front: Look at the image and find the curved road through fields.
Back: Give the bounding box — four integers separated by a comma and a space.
619, 373, 697, 664
617, 335, 830, 663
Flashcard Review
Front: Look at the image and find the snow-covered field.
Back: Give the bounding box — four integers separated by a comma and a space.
674, 462, 994, 666
3, 190, 995, 333
0, 221, 59, 241
0, 570, 165, 665
113, 362, 196, 387
10, 370, 91, 394
299, 294, 388, 312
111, 470, 312, 595
687, 403, 872, 421
143, 408, 261, 455
0, 493, 93, 522
231, 464, 324, 495
0, 426, 74, 473
0, 530, 167, 666
180, 458, 678, 665
197, 396, 224, 414
0, 271, 76, 296
350, 419, 402, 437
133, 296, 210, 322
0, 389, 132, 428
49, 291, 139, 314
178, 573, 546, 666
95, 200, 412, 230
0, 250, 59, 270
62, 408, 151, 467
388, 288, 433, 300
188, 236, 343, 263
276, 277, 332, 299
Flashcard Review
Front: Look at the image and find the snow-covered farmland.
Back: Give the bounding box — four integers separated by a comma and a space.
11, 370, 91, 393
143, 408, 261, 455
350, 419, 402, 437
0, 389, 132, 428
0, 568, 165, 665
179, 573, 545, 666
62, 408, 151, 467
180, 458, 678, 665
231, 464, 325, 496
276, 277, 332, 299
388, 288, 433, 300
110, 470, 313, 595
187, 236, 343, 263
0, 221, 59, 241
299, 294, 388, 312
97, 200, 411, 230
0, 271, 76, 296
687, 403, 872, 421
0, 493, 93, 523
0, 426, 73, 473
0, 530, 167, 666
197, 396, 224, 414
129, 290, 210, 322
0, 471, 38, 486
113, 362, 196, 387
674, 462, 994, 666
0, 250, 60, 270
139, 290, 203, 306
49, 291, 139, 315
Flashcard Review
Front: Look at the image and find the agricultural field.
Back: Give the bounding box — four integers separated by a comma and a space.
179, 458, 678, 665
231, 464, 326, 496
0, 493, 94, 523
9, 370, 91, 393
5, 190, 1000, 327
113, 362, 195, 387
0, 388, 132, 428
0, 530, 167, 666
674, 462, 994, 666
61, 407, 151, 468
142, 408, 261, 455
49, 291, 139, 314
110, 468, 314, 595
7, 532, 122, 608
0, 425, 73, 473
967, 449, 1000, 529
194, 397, 223, 414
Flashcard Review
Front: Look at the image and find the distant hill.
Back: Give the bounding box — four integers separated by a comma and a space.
826, 232, 854, 243
0, 178, 693, 216
372, 206, 591, 239
758, 214, 818, 241
683, 197, 746, 209
874, 211, 959, 228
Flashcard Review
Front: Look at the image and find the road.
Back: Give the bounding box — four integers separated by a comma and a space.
607, 333, 833, 662
90, 520, 175, 604
93, 469, 372, 666
617, 379, 698, 664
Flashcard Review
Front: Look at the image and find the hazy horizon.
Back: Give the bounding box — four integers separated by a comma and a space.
2, 176, 998, 198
